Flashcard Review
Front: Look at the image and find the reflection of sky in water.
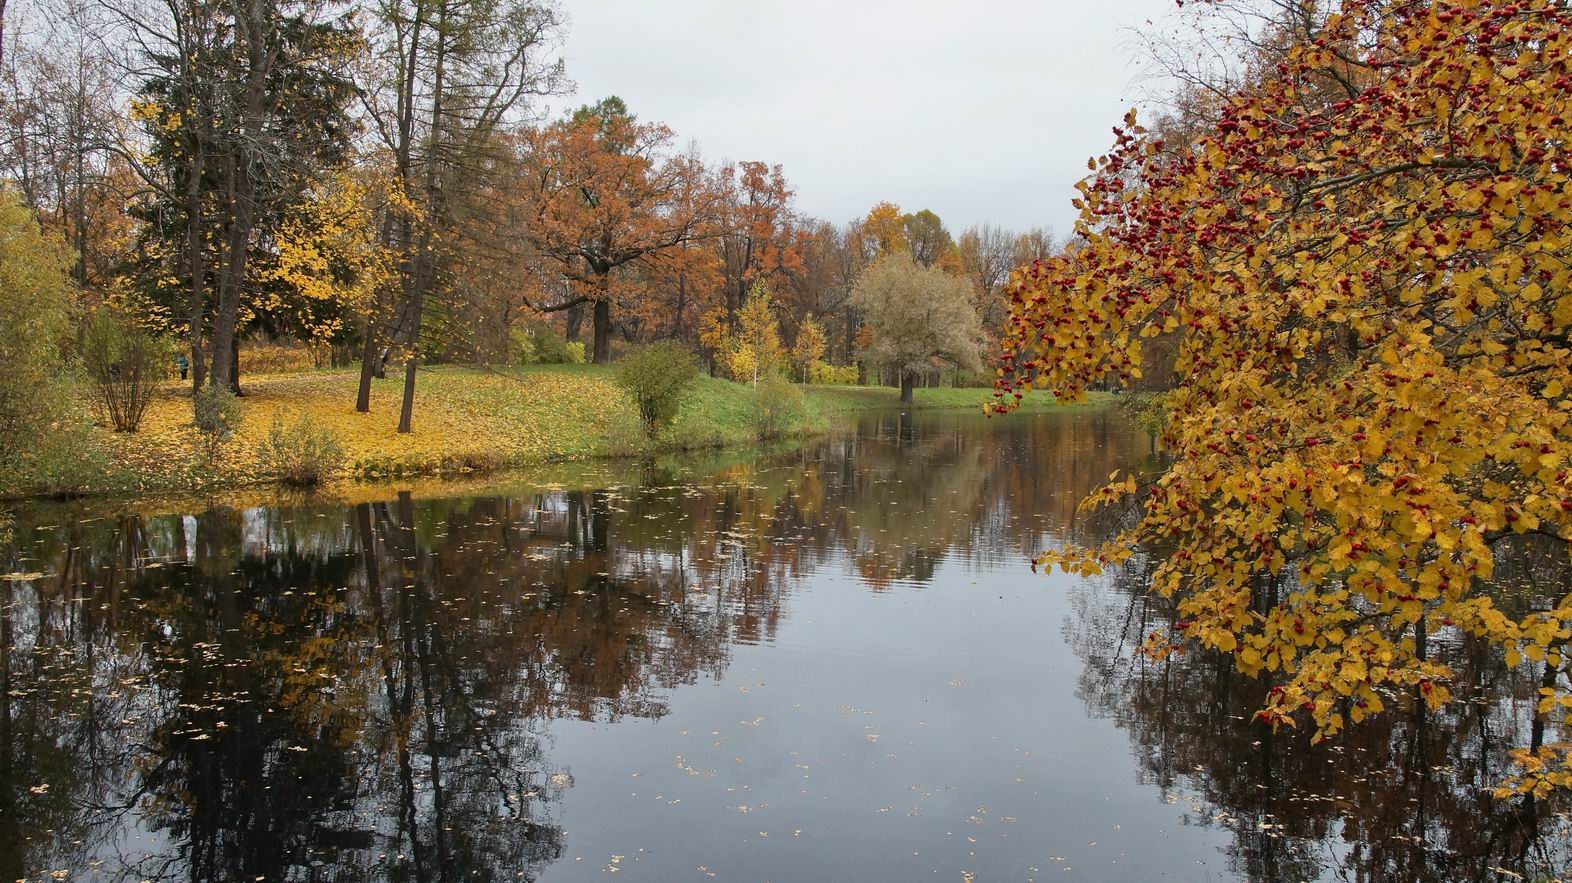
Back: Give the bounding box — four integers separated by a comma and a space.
544, 553, 1237, 881
1, 407, 1566, 882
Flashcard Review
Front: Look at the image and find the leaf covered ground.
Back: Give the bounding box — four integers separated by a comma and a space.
12, 365, 1097, 500
81, 365, 819, 497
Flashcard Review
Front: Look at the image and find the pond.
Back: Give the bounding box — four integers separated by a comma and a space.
0, 408, 1567, 882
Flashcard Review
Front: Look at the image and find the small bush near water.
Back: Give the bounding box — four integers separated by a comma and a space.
257, 414, 345, 487
83, 311, 173, 432
193, 385, 241, 462
753, 375, 807, 439
614, 342, 699, 438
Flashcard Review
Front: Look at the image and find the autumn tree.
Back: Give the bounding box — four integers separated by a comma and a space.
786, 220, 862, 363
1011, 227, 1057, 267
0, 190, 76, 461
852, 201, 908, 263
0, 0, 129, 293
263, 169, 399, 356
117, 0, 362, 394
959, 223, 1022, 335
790, 315, 827, 383
900, 208, 955, 268
994, 0, 1572, 795
708, 281, 787, 385
714, 160, 800, 322
522, 106, 716, 364
356, 0, 566, 430
617, 231, 722, 346
852, 253, 983, 402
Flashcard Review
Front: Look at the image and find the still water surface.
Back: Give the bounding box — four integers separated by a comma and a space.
1, 409, 1567, 881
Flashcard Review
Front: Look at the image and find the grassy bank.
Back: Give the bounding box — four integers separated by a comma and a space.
2, 366, 1110, 501
5, 364, 826, 500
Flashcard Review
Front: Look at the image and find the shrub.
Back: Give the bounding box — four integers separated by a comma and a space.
809, 362, 859, 385
754, 375, 807, 439
83, 311, 173, 432
257, 413, 344, 487
31, 424, 110, 496
193, 385, 241, 462
509, 327, 538, 365
0, 421, 110, 498
614, 342, 699, 438
0, 191, 77, 462
523, 320, 584, 364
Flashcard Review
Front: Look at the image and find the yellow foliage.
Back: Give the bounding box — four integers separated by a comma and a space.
792, 315, 828, 381
710, 282, 788, 384
263, 168, 403, 341
996, 0, 1572, 793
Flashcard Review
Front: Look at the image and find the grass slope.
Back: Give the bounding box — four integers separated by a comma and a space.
51, 364, 823, 498
5, 366, 1107, 500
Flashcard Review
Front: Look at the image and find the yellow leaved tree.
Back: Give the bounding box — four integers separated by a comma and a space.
708, 281, 788, 385
264, 168, 405, 351
791, 315, 828, 383
995, 0, 1572, 796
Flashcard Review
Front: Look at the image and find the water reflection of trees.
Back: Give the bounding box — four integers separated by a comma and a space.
757, 408, 1157, 589
0, 504, 572, 882
1067, 545, 1572, 882
0, 407, 1150, 880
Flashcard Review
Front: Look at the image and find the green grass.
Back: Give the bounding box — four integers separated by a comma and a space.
0, 364, 826, 500
2, 365, 1112, 501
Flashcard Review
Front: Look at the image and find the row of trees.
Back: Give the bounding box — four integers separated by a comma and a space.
1, 0, 1052, 435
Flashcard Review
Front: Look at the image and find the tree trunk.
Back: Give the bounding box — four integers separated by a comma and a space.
356, 322, 377, 412
398, 0, 448, 434
899, 370, 915, 403
73, 119, 88, 288
670, 271, 686, 339
396, 240, 432, 433
397, 356, 419, 433
563, 302, 583, 341
592, 298, 612, 364
207, 1, 270, 393
208, 175, 250, 393
185, 144, 207, 394
367, 0, 425, 413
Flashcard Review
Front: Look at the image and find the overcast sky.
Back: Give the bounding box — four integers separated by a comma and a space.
552, 0, 1180, 237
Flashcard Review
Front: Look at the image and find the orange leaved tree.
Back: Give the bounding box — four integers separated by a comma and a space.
521, 109, 717, 363
995, 0, 1572, 795
715, 161, 802, 323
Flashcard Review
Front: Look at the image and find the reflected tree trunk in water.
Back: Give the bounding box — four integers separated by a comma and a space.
0, 575, 14, 883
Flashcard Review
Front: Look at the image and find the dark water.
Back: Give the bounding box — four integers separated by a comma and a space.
0, 409, 1567, 882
